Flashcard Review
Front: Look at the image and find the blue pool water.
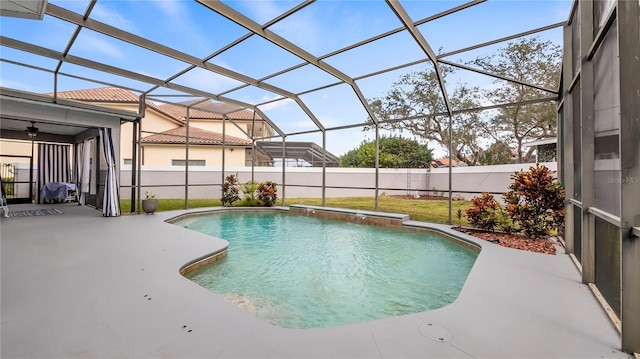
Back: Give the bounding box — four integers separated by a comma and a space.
176, 211, 478, 329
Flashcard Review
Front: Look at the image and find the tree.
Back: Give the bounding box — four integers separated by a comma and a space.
472, 37, 561, 163
340, 136, 433, 168
367, 66, 487, 166
479, 142, 513, 165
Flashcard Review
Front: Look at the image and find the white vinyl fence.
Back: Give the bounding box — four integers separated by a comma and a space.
119, 162, 557, 201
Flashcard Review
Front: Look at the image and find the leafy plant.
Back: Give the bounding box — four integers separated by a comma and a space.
221, 174, 240, 206
256, 181, 278, 207
503, 164, 565, 238
466, 192, 500, 232
241, 180, 259, 200
455, 208, 464, 227
144, 191, 156, 200
490, 205, 518, 233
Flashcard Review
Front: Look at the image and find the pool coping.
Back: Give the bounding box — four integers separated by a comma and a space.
1, 202, 630, 358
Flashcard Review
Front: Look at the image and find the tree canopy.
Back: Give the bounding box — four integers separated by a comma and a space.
340, 136, 433, 168
472, 37, 561, 163
367, 36, 561, 165
367, 66, 486, 166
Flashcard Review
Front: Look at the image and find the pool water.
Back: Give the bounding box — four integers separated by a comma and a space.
176, 211, 478, 329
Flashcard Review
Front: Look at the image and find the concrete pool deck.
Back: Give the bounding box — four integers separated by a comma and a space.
0, 202, 631, 358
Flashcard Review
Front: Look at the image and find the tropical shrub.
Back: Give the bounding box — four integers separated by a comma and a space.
256, 181, 278, 207
221, 174, 240, 206
239, 180, 261, 206
503, 164, 565, 238
490, 206, 518, 233
466, 192, 500, 232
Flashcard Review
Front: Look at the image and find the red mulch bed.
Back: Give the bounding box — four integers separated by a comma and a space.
454, 227, 557, 255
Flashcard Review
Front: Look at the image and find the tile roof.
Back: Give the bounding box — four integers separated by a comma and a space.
141, 126, 251, 146
156, 102, 224, 120
49, 87, 140, 103
431, 158, 459, 168
172, 99, 263, 121
46, 87, 262, 122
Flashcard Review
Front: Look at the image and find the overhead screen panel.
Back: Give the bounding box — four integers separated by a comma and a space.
171, 67, 245, 96
88, 1, 249, 59
263, 64, 339, 95
357, 63, 427, 105
57, 62, 157, 92
0, 46, 60, 71
0, 61, 55, 93
299, 83, 370, 129
68, 29, 189, 80
395, 0, 470, 21
267, 1, 403, 57
222, 85, 286, 106
257, 98, 318, 134
208, 35, 304, 80
323, 31, 426, 79
48, 0, 90, 14
416, 1, 569, 58
0, 13, 76, 52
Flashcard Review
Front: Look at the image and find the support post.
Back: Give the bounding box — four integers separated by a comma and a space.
184, 109, 190, 209
130, 120, 138, 213
281, 137, 286, 206
562, 20, 576, 253
618, 0, 640, 352
448, 114, 453, 225
374, 125, 379, 211
322, 131, 326, 207
222, 116, 227, 193
579, 0, 595, 284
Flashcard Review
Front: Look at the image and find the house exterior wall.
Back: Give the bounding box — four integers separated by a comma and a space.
141, 144, 246, 166
74, 102, 252, 167
188, 119, 251, 139
89, 103, 180, 165
0, 140, 33, 161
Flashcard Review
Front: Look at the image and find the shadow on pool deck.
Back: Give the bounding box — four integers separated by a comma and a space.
0, 202, 631, 358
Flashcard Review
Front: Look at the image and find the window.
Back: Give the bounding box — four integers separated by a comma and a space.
172, 159, 206, 166
123, 159, 132, 165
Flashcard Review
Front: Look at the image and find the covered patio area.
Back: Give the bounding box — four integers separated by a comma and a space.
0, 203, 629, 358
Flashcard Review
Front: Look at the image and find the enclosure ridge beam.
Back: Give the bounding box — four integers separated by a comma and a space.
386, 0, 452, 116
196, 0, 380, 125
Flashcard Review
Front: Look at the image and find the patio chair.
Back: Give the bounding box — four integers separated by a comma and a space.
0, 178, 9, 218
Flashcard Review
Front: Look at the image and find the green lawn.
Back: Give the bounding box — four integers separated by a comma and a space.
280, 197, 470, 225
121, 196, 470, 225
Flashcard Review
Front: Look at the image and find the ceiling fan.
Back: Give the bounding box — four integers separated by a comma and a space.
25, 121, 39, 139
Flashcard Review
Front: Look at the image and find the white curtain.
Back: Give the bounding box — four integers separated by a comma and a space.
99, 128, 120, 217
74, 139, 91, 205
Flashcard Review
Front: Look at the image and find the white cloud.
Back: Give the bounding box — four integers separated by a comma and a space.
152, 0, 188, 19
258, 97, 295, 112
175, 68, 241, 94
75, 32, 125, 59
245, 0, 282, 23
90, 4, 137, 33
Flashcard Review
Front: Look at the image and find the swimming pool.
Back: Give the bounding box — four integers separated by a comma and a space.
175, 210, 478, 329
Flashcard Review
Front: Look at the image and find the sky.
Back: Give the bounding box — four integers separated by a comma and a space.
0, 0, 572, 158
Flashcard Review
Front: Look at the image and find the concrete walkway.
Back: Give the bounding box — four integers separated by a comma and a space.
1, 203, 630, 358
